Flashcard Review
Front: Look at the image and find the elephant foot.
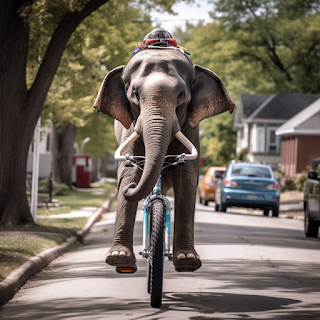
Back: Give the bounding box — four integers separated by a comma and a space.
173, 251, 201, 272
106, 245, 136, 269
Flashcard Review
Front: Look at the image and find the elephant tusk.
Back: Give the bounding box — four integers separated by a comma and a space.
114, 131, 140, 161
114, 130, 198, 161
175, 131, 198, 160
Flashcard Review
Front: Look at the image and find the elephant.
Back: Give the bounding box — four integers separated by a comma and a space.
93, 28, 235, 272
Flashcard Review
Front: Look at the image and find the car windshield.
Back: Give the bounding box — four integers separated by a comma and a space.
231, 165, 271, 178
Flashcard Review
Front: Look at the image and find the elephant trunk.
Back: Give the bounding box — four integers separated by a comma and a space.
123, 115, 172, 202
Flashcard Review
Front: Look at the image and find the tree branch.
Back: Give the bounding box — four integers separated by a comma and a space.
29, 0, 109, 113
267, 34, 293, 82
238, 51, 281, 87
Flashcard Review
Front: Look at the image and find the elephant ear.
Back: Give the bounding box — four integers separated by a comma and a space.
93, 65, 133, 129
187, 65, 235, 128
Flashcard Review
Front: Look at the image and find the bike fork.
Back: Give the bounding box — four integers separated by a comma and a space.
140, 195, 172, 261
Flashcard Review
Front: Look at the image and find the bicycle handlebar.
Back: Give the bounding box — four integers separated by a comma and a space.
114, 130, 198, 161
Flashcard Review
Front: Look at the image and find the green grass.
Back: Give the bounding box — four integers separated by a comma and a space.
0, 236, 62, 281
0, 181, 117, 282
37, 181, 117, 216
37, 217, 89, 233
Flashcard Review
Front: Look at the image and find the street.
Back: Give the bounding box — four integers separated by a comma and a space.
1, 200, 320, 319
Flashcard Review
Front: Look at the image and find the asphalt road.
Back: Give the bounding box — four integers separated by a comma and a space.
1, 201, 320, 320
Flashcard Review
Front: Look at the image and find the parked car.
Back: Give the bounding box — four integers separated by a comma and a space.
199, 167, 226, 205
215, 162, 280, 216
303, 165, 320, 238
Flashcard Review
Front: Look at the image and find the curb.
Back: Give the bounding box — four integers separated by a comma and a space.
0, 194, 116, 305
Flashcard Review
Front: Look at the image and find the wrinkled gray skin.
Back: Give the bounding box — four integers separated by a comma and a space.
94, 47, 234, 271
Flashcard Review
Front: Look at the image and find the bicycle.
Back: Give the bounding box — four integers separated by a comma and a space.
114, 130, 197, 308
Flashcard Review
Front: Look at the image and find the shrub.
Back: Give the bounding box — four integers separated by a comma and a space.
285, 179, 296, 191
294, 166, 312, 192
53, 183, 69, 196
38, 178, 50, 193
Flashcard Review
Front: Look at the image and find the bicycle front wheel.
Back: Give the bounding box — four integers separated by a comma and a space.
149, 199, 165, 308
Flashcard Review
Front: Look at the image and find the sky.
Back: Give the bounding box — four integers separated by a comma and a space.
150, 0, 214, 33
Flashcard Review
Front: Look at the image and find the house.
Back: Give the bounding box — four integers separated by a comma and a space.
276, 98, 320, 177
234, 93, 320, 166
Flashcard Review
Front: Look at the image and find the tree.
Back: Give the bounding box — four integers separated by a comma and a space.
175, 1, 320, 168
40, 0, 155, 186
208, 0, 320, 94
0, 0, 184, 227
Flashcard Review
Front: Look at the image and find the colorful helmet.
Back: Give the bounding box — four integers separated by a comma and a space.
140, 28, 177, 48
143, 28, 173, 40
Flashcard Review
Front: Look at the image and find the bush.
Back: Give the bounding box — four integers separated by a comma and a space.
53, 183, 69, 196
285, 179, 296, 191
38, 178, 50, 194
37, 178, 69, 196
294, 166, 312, 192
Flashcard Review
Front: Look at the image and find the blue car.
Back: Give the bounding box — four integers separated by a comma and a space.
215, 162, 280, 216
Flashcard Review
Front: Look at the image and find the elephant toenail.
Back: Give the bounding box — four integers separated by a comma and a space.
107, 252, 111, 257
177, 254, 186, 260
119, 251, 126, 257
187, 253, 195, 259
196, 255, 200, 259
111, 251, 119, 257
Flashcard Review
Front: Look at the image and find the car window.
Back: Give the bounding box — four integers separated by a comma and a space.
231, 165, 272, 178
214, 171, 225, 178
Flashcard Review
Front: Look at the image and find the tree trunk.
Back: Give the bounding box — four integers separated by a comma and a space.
0, 0, 109, 227
101, 152, 110, 178
51, 122, 77, 188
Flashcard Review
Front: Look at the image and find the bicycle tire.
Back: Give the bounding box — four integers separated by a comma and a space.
149, 199, 165, 308
147, 258, 151, 293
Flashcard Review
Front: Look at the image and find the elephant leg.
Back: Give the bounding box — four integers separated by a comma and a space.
172, 164, 201, 272
106, 163, 142, 269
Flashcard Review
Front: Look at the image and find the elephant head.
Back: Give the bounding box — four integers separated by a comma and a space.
93, 47, 235, 202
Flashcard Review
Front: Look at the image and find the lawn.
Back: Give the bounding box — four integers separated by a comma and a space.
0, 181, 117, 281
37, 181, 117, 216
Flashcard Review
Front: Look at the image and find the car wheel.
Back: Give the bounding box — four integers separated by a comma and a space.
272, 206, 279, 217
199, 196, 203, 204
263, 209, 269, 216
204, 199, 209, 206
215, 202, 219, 211
304, 204, 319, 238
220, 202, 227, 212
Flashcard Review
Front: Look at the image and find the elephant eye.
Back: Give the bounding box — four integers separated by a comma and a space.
177, 90, 185, 103
132, 89, 139, 102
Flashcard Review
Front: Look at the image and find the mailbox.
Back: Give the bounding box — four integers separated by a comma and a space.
73, 154, 92, 188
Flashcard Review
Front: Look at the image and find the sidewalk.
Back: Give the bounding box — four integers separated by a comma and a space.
0, 193, 116, 305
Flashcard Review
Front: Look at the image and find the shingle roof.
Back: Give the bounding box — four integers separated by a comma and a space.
276, 98, 320, 135
247, 93, 320, 121
240, 94, 270, 118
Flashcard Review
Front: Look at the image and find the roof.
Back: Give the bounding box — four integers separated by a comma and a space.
234, 94, 270, 127
234, 93, 320, 127
276, 98, 320, 136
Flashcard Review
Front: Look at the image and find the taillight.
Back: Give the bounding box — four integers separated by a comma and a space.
265, 182, 279, 190
224, 180, 240, 188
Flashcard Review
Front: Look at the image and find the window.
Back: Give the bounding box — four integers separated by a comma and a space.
231, 165, 272, 178
267, 127, 279, 153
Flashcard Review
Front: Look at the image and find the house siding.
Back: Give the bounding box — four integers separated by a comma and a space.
280, 135, 320, 176
296, 135, 320, 173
